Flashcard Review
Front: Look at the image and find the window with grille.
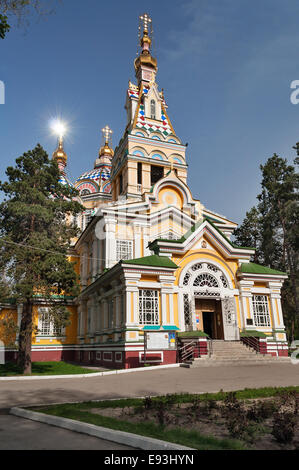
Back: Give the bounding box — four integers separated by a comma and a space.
183, 294, 193, 330
38, 308, 63, 337
150, 99, 156, 119
252, 295, 271, 327
193, 273, 219, 288
139, 290, 159, 325
116, 240, 133, 262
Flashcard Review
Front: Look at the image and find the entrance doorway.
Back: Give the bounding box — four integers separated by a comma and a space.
195, 298, 224, 339
202, 311, 214, 338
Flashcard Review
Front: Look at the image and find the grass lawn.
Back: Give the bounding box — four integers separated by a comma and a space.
31, 386, 299, 450
0, 361, 100, 377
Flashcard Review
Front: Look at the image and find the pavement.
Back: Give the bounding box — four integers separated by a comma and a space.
0, 410, 135, 450
1, 362, 299, 409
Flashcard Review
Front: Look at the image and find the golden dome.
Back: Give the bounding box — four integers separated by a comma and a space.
53, 138, 67, 162
99, 142, 114, 158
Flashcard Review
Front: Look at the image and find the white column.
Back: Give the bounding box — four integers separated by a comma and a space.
238, 280, 254, 329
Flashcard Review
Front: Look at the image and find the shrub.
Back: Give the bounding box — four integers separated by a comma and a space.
272, 412, 297, 444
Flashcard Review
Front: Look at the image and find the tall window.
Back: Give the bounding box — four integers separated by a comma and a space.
151, 165, 164, 186
139, 290, 159, 325
137, 162, 142, 185
38, 308, 64, 337
150, 99, 156, 119
116, 240, 133, 262
252, 295, 271, 327
119, 173, 123, 194
108, 299, 114, 329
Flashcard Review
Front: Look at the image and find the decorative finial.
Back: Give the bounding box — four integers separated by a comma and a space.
102, 125, 113, 145
98, 125, 114, 160
138, 13, 153, 54
140, 13, 152, 34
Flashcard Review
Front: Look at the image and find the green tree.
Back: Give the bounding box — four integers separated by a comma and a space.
0, 0, 57, 39
0, 13, 10, 38
0, 144, 83, 374
233, 207, 262, 264
234, 151, 299, 340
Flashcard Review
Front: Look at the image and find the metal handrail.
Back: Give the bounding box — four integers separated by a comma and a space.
178, 341, 196, 363
205, 335, 213, 357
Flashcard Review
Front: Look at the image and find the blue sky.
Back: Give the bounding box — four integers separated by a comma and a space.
1, 0, 299, 223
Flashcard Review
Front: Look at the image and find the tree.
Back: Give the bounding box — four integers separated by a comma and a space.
0, 144, 83, 374
0, 0, 57, 39
234, 150, 299, 340
233, 207, 262, 264
0, 13, 10, 38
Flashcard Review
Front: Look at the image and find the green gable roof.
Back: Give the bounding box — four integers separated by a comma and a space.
122, 254, 178, 269
150, 217, 255, 251
240, 263, 287, 276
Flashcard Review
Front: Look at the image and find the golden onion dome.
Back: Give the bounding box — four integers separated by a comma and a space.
99, 142, 114, 158
53, 138, 67, 162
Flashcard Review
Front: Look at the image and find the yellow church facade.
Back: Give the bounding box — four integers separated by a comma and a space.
0, 14, 289, 367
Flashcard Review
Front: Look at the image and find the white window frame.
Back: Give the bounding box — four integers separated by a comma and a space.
116, 239, 133, 262
252, 295, 271, 327
38, 307, 65, 337
139, 290, 159, 325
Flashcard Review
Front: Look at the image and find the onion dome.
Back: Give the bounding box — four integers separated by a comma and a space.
75, 125, 113, 196
53, 137, 67, 170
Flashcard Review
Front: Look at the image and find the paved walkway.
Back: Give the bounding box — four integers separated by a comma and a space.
1, 362, 299, 409
0, 411, 134, 450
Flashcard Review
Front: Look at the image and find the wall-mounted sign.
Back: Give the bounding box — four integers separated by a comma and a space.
145, 331, 177, 350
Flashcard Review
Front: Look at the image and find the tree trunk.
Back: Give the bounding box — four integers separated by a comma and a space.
18, 300, 33, 374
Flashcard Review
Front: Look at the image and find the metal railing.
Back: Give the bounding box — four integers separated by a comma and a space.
206, 335, 213, 357
178, 341, 196, 363
241, 336, 259, 354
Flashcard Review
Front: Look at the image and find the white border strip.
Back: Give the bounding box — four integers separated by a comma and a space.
10, 407, 194, 451
0, 363, 180, 381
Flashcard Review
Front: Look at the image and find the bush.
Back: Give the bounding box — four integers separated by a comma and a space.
272, 412, 297, 444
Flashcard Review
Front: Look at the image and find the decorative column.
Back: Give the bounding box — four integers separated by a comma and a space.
268, 281, 286, 341
105, 217, 117, 269
238, 280, 254, 329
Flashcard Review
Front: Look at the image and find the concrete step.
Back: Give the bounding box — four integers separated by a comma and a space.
181, 356, 291, 368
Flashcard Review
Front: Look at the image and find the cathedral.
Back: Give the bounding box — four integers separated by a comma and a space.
1, 14, 289, 367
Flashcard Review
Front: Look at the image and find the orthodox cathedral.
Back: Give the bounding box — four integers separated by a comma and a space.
1, 15, 289, 367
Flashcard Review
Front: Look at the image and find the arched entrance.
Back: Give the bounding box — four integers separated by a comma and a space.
180, 261, 239, 340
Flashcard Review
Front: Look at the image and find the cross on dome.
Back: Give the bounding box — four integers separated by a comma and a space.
102, 125, 113, 145
140, 13, 152, 33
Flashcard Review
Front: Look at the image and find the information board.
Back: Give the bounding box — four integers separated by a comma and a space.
145, 331, 176, 350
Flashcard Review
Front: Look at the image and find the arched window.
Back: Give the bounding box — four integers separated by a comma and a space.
150, 99, 156, 119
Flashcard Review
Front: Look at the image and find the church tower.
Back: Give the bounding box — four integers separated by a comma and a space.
110, 13, 188, 201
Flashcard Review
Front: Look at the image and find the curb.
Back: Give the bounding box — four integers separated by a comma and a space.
0, 363, 180, 381
10, 407, 194, 451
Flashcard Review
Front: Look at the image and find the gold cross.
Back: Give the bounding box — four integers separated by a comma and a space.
140, 13, 152, 33
102, 125, 113, 144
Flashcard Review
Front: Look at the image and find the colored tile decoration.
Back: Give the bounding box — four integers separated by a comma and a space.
135, 100, 173, 137
58, 175, 74, 187
76, 168, 111, 183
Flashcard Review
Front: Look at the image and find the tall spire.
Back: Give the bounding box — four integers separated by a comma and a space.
134, 13, 157, 86
52, 136, 67, 175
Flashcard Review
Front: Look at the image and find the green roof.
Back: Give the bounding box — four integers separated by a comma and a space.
240, 263, 287, 276
143, 325, 179, 331
122, 254, 178, 269
150, 217, 255, 251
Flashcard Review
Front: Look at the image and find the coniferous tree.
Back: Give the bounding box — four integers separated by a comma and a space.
234, 151, 299, 340
233, 207, 262, 264
0, 144, 83, 374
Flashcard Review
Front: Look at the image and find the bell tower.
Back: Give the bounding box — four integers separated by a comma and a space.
111, 14, 188, 202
